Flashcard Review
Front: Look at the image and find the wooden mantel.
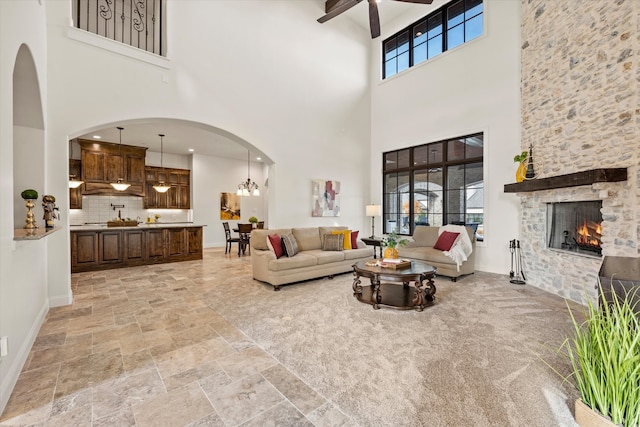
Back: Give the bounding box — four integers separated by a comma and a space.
504, 168, 627, 193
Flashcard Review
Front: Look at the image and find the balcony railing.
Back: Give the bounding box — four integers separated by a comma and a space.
73, 0, 164, 56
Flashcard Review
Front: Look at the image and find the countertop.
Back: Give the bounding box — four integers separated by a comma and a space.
70, 223, 206, 231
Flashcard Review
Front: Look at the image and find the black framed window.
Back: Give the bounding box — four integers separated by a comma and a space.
383, 0, 483, 79
383, 133, 483, 236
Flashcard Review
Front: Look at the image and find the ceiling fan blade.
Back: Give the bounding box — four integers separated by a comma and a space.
368, 0, 381, 38
318, 0, 363, 23
392, 0, 433, 4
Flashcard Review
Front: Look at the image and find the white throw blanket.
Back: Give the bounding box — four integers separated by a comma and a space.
439, 225, 473, 271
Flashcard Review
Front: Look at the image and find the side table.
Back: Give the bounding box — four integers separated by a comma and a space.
361, 237, 383, 259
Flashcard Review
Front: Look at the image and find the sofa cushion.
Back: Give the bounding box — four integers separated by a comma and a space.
308, 249, 345, 265
344, 246, 374, 260
331, 230, 352, 250
292, 228, 321, 251
351, 230, 359, 249
319, 226, 348, 241
251, 228, 292, 251
412, 226, 439, 247
322, 233, 343, 251
281, 233, 299, 257
434, 231, 460, 251
267, 234, 284, 259
268, 253, 318, 271
398, 247, 458, 265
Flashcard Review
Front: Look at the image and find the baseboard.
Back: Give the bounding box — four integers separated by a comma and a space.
49, 292, 73, 308
0, 299, 49, 415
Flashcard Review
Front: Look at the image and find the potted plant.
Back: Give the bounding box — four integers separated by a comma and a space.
514, 151, 528, 183
381, 230, 408, 259
248, 216, 258, 227
553, 283, 640, 427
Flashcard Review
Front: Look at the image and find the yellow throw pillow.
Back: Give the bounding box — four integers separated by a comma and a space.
332, 230, 352, 250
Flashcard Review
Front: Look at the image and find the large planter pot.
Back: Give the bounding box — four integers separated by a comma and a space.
574, 399, 617, 427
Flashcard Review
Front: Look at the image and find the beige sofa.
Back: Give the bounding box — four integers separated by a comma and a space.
250, 226, 374, 290
397, 226, 476, 281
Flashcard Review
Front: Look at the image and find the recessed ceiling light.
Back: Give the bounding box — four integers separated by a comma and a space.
256, 157, 261, 161
93, 135, 101, 139
188, 148, 194, 152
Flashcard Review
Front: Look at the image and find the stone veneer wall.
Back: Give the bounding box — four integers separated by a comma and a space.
519, 0, 639, 304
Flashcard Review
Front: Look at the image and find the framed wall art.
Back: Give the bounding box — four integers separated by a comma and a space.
220, 192, 240, 220
312, 179, 340, 217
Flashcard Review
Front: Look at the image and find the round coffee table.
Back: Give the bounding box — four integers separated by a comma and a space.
351, 260, 437, 311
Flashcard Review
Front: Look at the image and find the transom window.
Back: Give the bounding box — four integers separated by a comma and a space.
383, 0, 483, 79
383, 133, 483, 236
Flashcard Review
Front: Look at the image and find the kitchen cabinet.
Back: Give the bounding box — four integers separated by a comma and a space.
71, 225, 203, 273
71, 231, 99, 271
69, 159, 82, 209
78, 139, 147, 196
144, 166, 191, 209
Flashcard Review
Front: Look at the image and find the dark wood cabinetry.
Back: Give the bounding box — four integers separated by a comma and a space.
71, 226, 203, 273
78, 139, 147, 196
144, 166, 191, 209
69, 159, 83, 209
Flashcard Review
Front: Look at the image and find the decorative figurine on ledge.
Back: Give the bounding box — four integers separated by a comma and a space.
525, 144, 536, 179
42, 195, 59, 229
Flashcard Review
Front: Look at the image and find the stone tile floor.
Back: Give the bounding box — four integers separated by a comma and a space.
0, 248, 354, 426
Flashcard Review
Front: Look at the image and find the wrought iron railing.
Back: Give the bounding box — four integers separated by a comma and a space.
73, 0, 164, 56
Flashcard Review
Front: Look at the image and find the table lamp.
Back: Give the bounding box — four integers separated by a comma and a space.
365, 204, 381, 238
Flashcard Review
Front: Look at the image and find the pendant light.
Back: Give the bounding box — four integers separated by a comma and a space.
68, 139, 84, 188
237, 150, 260, 196
153, 133, 171, 193
110, 126, 131, 191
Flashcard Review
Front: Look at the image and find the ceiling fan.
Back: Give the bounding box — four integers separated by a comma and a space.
318, 0, 433, 39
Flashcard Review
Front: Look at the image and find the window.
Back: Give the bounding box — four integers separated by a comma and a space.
383, 133, 483, 236
383, 0, 483, 79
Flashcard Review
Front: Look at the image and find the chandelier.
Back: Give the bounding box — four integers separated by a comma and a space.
237, 150, 260, 196
110, 127, 131, 191
153, 133, 171, 193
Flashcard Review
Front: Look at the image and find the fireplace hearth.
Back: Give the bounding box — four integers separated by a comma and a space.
547, 201, 603, 257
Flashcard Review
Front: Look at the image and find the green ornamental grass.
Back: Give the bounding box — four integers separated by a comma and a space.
561, 282, 640, 427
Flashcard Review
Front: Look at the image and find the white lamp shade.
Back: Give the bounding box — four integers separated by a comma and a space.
366, 205, 381, 216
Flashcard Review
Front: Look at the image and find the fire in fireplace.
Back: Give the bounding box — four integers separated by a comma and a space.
547, 201, 603, 256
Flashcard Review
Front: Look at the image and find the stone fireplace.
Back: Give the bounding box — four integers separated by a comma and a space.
517, 1, 639, 305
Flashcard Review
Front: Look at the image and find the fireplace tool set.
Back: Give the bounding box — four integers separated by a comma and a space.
509, 239, 526, 285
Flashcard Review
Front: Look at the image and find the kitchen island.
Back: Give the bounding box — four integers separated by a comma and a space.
70, 223, 204, 273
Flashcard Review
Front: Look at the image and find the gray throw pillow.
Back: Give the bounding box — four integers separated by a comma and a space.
281, 233, 299, 257
322, 233, 344, 251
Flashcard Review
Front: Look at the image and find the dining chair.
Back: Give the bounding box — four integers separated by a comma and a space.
223, 222, 241, 254
237, 223, 254, 256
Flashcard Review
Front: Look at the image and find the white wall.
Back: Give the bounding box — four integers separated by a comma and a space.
0, 0, 51, 413
192, 153, 267, 248
370, 0, 522, 275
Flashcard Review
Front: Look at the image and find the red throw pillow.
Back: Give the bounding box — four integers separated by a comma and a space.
434, 231, 460, 251
267, 233, 284, 259
350, 230, 359, 249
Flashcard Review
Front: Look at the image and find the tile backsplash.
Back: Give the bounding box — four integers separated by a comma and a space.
69, 195, 191, 225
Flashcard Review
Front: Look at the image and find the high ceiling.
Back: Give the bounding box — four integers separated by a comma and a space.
75, 1, 439, 163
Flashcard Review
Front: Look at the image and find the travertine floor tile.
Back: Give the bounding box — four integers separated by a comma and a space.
1, 249, 342, 426
131, 382, 214, 427
203, 373, 285, 426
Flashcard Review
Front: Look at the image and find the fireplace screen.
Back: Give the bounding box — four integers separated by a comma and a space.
547, 201, 603, 256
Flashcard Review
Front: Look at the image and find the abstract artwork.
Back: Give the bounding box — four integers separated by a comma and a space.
312, 179, 340, 217
220, 192, 240, 220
